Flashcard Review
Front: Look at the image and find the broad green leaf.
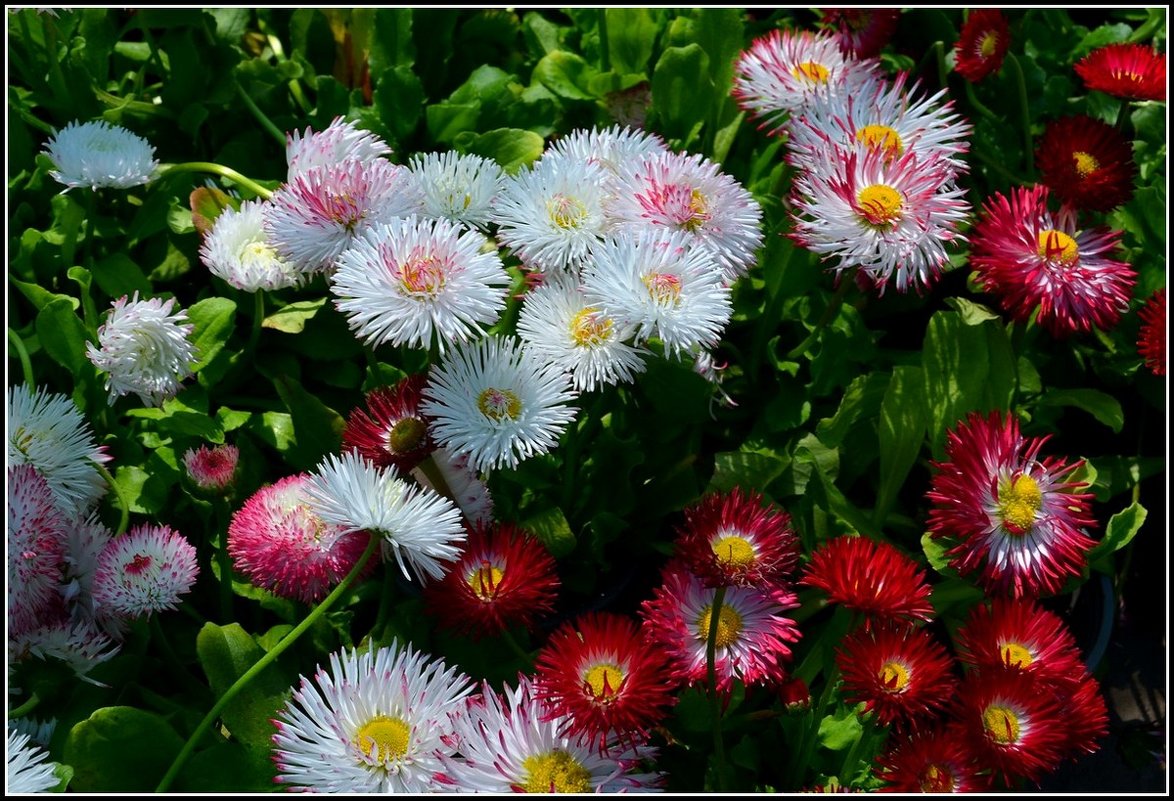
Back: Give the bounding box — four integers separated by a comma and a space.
876, 366, 926, 525
816, 372, 890, 448
187, 296, 237, 372
426, 101, 481, 143
92, 253, 151, 298
455, 127, 544, 174
532, 50, 598, 100
271, 374, 345, 468
944, 296, 1002, 325
694, 7, 744, 100
262, 297, 329, 334
36, 297, 89, 372
523, 505, 576, 558
929, 576, 986, 618
11, 276, 80, 313
708, 450, 786, 494
1036, 388, 1125, 433
922, 311, 993, 457
369, 7, 415, 72
374, 65, 425, 142
1088, 501, 1148, 566
818, 706, 863, 751
921, 531, 952, 574
175, 741, 276, 793
651, 44, 713, 142
64, 706, 184, 792
188, 186, 237, 236
195, 622, 296, 755
606, 8, 658, 74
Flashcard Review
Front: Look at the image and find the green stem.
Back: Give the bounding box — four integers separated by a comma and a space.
158, 162, 273, 200
839, 712, 881, 786
95, 462, 130, 536
83, 187, 99, 277
962, 78, 999, 122
499, 627, 535, 668
970, 142, 1023, 186
212, 498, 234, 622
597, 9, 611, 73
706, 585, 729, 791
235, 80, 287, 148
7, 693, 40, 720
785, 279, 853, 361
1005, 53, 1034, 178
414, 453, 457, 504
787, 662, 840, 787
155, 532, 380, 793
8, 328, 36, 387
247, 291, 265, 361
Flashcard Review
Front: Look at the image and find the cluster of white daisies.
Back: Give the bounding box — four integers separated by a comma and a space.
732, 27, 972, 294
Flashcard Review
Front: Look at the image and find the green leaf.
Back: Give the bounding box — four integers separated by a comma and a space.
374, 65, 425, 142
187, 296, 237, 372
944, 296, 1002, 325
816, 372, 891, 448
92, 253, 151, 298
425, 100, 481, 144
271, 374, 345, 469
1036, 389, 1125, 433
454, 127, 544, 174
195, 622, 296, 755
532, 50, 598, 100
708, 450, 787, 494
1088, 501, 1148, 567
369, 7, 415, 72
818, 705, 863, 751
876, 366, 926, 525
522, 505, 576, 558
174, 741, 277, 793
651, 43, 713, 142
606, 8, 658, 74
922, 311, 994, 457
189, 186, 237, 236
921, 531, 952, 575
11, 276, 80, 314
36, 298, 90, 373
262, 297, 329, 334
64, 706, 184, 792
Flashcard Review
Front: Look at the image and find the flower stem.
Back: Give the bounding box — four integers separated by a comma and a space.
499, 626, 535, 668
212, 497, 234, 622
247, 291, 265, 361
785, 278, 853, 361
95, 462, 130, 536
413, 453, 457, 504
1005, 53, 1035, 177
234, 80, 287, 148
158, 162, 274, 201
962, 78, 999, 122
8, 328, 35, 387
706, 585, 729, 791
7, 692, 40, 720
155, 531, 380, 793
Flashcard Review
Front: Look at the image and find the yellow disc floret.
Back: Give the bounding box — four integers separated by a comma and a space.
477, 387, 522, 422
355, 715, 411, 764
521, 750, 593, 793
695, 604, 744, 650
997, 473, 1043, 535
982, 704, 1022, 745
583, 663, 625, 701
792, 61, 830, 83
1036, 230, 1079, 266
855, 124, 905, 159
857, 184, 903, 227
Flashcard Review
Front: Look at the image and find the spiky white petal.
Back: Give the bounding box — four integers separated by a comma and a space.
43, 119, 157, 191
544, 124, 670, 179
410, 446, 495, 526
6, 727, 59, 793
199, 199, 304, 291
8, 619, 120, 686
408, 151, 505, 230
286, 116, 392, 179
91, 524, 198, 618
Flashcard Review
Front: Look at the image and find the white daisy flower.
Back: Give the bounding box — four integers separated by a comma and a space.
7, 383, 110, 517
331, 216, 510, 352
605, 151, 764, 283
61, 515, 127, 640
440, 675, 663, 793
85, 292, 199, 408
198, 199, 304, 292
6, 726, 59, 794
8, 717, 56, 750
421, 335, 579, 473
408, 150, 505, 230
491, 156, 610, 273
8, 619, 120, 686
544, 124, 670, 179
285, 116, 392, 179
7, 465, 69, 637
42, 119, 157, 191
91, 524, 198, 619
303, 452, 466, 582
272, 641, 473, 793
265, 159, 424, 275
516, 272, 647, 392
786, 70, 972, 180
409, 445, 495, 526
789, 145, 971, 294
581, 231, 732, 358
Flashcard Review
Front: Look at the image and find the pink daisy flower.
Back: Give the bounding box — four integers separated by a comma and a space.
926, 410, 1098, 598
7, 464, 69, 636
640, 561, 801, 693
1137, 288, 1166, 376
91, 524, 198, 619
969, 184, 1136, 336
228, 473, 376, 604
409, 445, 494, 526
285, 116, 392, 179
181, 443, 240, 496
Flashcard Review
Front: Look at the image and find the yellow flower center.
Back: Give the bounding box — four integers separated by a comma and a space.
387, 416, 427, 454
355, 715, 411, 764
1000, 641, 1035, 669
696, 604, 744, 650
583, 663, 625, 701
1036, 229, 1079, 266
477, 387, 522, 422
548, 194, 588, 229
1072, 150, 1099, 178
857, 184, 903, 226
997, 473, 1043, 535
240, 239, 279, 268
982, 704, 1022, 745
397, 251, 447, 298
854, 124, 905, 159
791, 61, 830, 83
569, 308, 613, 347
711, 535, 756, 568
919, 763, 956, 793
642, 271, 683, 306
521, 750, 593, 793
466, 562, 505, 601
878, 660, 911, 693
979, 31, 1000, 59
681, 188, 710, 232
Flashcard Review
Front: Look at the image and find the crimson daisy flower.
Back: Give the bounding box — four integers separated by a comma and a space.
1137, 288, 1166, 376
1054, 673, 1109, 760
953, 9, 1011, 83
970, 184, 1137, 336
799, 536, 934, 625
874, 723, 993, 793
817, 8, 902, 59
955, 669, 1068, 786
1036, 115, 1137, 212
927, 411, 1097, 598
342, 374, 435, 473
533, 611, 676, 750
675, 487, 799, 589
639, 561, 801, 693
1075, 43, 1166, 102
422, 521, 560, 639
836, 622, 957, 729
954, 597, 1086, 687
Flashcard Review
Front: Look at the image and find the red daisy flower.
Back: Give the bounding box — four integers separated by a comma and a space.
927, 410, 1098, 598
675, 487, 800, 589
341, 374, 435, 473
182, 443, 240, 496
533, 612, 676, 750
799, 536, 934, 625
639, 561, 801, 693
1075, 43, 1166, 102
970, 184, 1137, 336
1036, 114, 1137, 212
227, 473, 375, 603
1054, 673, 1109, 760
955, 669, 1068, 785
836, 622, 957, 729
953, 9, 1011, 83
875, 723, 993, 793
954, 597, 1086, 686
818, 8, 902, 59
422, 521, 560, 639
1137, 288, 1166, 376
